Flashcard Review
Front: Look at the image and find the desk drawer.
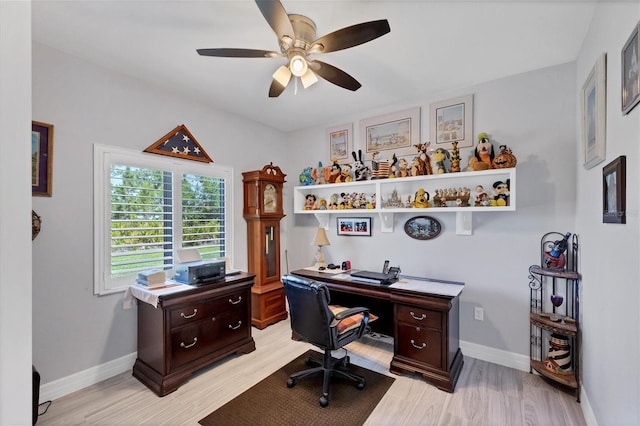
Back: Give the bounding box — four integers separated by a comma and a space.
396, 304, 442, 329
396, 323, 442, 369
169, 291, 247, 328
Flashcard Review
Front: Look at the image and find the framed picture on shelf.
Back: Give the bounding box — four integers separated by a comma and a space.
602, 155, 626, 224
429, 94, 473, 149
359, 107, 420, 160
327, 123, 353, 164
336, 217, 371, 236
622, 21, 640, 114
582, 53, 607, 169
32, 121, 54, 197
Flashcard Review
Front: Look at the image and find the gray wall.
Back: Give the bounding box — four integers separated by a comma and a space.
575, 2, 640, 425
283, 62, 577, 357
0, 2, 32, 424
31, 42, 288, 383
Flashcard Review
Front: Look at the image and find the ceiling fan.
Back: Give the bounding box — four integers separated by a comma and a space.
197, 0, 391, 97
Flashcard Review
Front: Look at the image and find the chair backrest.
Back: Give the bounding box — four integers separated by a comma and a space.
282, 274, 333, 347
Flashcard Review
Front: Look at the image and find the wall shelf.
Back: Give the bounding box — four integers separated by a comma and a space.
293, 168, 516, 235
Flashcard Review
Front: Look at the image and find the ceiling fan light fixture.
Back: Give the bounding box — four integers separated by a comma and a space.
289, 55, 308, 77
272, 65, 291, 87
300, 69, 318, 88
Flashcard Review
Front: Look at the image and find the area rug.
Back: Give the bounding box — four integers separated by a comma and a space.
199, 349, 395, 426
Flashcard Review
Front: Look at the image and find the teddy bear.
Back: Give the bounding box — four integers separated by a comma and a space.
467, 132, 495, 171
411, 188, 431, 208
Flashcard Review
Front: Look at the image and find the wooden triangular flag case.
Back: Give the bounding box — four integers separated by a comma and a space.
144, 124, 213, 163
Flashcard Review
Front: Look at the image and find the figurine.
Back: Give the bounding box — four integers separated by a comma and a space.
352, 150, 370, 181
474, 185, 489, 206
449, 141, 461, 173
468, 132, 495, 171
388, 153, 399, 178
304, 194, 316, 210
411, 188, 431, 208
299, 166, 315, 186
328, 193, 339, 209
398, 157, 410, 177
432, 148, 450, 174
492, 145, 517, 169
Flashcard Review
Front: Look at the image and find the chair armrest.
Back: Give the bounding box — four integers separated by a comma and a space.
333, 306, 370, 321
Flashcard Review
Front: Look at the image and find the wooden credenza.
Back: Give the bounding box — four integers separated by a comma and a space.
290, 269, 463, 392
132, 273, 256, 396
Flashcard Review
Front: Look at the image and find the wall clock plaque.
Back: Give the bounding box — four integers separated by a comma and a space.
404, 216, 441, 240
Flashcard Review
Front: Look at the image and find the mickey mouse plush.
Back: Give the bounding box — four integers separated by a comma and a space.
491, 179, 510, 206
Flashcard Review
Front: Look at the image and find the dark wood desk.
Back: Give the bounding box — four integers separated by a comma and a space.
291, 269, 464, 392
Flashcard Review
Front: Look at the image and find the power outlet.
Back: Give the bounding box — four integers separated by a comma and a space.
474, 307, 484, 321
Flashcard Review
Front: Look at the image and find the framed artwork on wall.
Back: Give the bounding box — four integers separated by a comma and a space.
404, 216, 442, 240
327, 123, 353, 164
359, 107, 420, 160
32, 121, 54, 197
337, 217, 371, 236
602, 155, 626, 224
622, 21, 640, 115
582, 53, 607, 169
429, 94, 474, 149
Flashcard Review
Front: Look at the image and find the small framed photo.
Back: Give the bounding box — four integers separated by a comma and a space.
32, 121, 54, 197
603, 156, 626, 224
336, 217, 371, 236
622, 21, 640, 114
327, 123, 353, 165
360, 107, 420, 160
429, 94, 473, 149
582, 53, 607, 169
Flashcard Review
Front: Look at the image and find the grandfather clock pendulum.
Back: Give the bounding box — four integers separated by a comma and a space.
242, 163, 288, 329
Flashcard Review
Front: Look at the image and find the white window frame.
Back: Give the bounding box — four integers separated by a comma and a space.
93, 143, 234, 295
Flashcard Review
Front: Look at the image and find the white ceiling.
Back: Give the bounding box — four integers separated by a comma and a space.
32, 1, 598, 132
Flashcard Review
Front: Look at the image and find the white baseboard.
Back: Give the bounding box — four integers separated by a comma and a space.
460, 340, 596, 425
39, 352, 137, 402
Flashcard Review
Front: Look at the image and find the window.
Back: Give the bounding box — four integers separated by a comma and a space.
94, 144, 233, 295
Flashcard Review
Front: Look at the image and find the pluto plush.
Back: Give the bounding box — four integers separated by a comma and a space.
411, 188, 431, 208
468, 132, 495, 171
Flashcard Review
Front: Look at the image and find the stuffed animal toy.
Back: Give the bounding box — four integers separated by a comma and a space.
468, 132, 495, 171
351, 150, 370, 181
336, 163, 353, 183
492, 145, 518, 169
411, 188, 431, 208
370, 151, 390, 179
398, 157, 410, 177
299, 167, 315, 186
303, 194, 316, 210
432, 148, 450, 174
491, 179, 510, 206
388, 153, 399, 178
327, 159, 341, 183
311, 161, 327, 184
449, 141, 461, 173
413, 142, 433, 175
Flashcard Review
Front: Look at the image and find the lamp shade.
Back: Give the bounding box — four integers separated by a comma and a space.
313, 227, 330, 247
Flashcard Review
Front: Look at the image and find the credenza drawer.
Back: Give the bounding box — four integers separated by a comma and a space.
396, 304, 442, 329
396, 323, 442, 369
169, 291, 247, 328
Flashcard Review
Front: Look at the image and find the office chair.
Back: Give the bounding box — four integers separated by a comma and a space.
282, 274, 373, 407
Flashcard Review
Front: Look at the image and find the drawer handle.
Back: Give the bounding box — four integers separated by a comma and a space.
180, 309, 198, 319
180, 337, 198, 349
410, 339, 427, 350
228, 321, 242, 330
410, 311, 426, 320
228, 296, 242, 305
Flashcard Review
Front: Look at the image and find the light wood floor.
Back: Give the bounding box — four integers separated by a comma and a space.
37, 320, 586, 425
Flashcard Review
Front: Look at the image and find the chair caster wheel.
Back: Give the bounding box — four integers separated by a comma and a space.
356, 381, 365, 390
319, 395, 329, 407
287, 378, 295, 388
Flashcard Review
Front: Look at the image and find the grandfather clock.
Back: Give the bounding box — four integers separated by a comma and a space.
242, 163, 288, 329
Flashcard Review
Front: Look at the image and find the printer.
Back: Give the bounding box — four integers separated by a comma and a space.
174, 259, 226, 285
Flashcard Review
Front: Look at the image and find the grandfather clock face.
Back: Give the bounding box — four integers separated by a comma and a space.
263, 184, 277, 213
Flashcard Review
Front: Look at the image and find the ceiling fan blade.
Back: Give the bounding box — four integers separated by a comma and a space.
197, 48, 280, 58
311, 60, 362, 91
310, 20, 390, 54
255, 0, 295, 42
269, 78, 288, 97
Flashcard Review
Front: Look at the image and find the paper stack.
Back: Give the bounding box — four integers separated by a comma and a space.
136, 269, 166, 288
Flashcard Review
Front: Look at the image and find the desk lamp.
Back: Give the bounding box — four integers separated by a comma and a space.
312, 227, 331, 269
